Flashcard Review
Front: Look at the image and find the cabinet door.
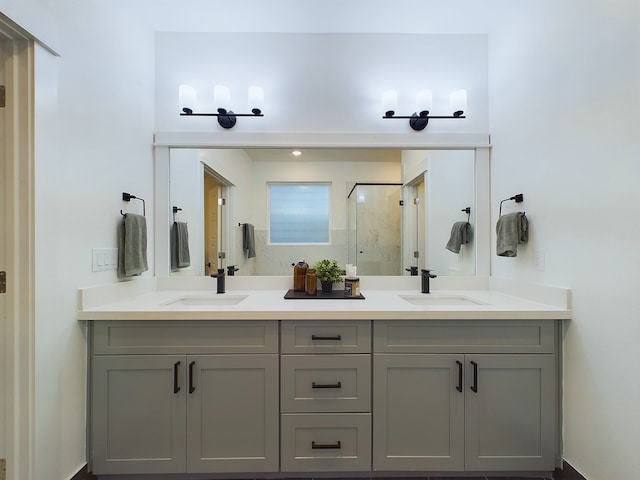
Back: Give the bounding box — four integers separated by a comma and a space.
373, 354, 465, 471
465, 354, 556, 471
186, 354, 279, 473
91, 355, 186, 474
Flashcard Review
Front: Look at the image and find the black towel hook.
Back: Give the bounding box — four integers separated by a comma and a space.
121, 192, 146, 217
461, 207, 471, 223
172, 206, 182, 222
499, 193, 524, 217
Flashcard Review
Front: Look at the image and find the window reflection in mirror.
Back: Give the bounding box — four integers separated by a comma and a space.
168, 148, 475, 277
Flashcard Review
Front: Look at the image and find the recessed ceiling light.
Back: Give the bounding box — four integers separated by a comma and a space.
291, 150, 303, 157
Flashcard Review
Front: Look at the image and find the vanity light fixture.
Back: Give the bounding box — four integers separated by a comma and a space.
382, 89, 467, 131
291, 150, 303, 157
179, 84, 264, 129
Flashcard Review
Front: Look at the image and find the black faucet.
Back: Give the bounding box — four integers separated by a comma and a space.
211, 268, 225, 294
421, 269, 437, 294
227, 265, 239, 276
405, 266, 419, 276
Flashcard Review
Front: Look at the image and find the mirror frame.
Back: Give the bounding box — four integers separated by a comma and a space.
154, 132, 491, 277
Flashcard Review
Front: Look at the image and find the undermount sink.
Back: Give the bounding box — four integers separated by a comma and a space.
163, 294, 249, 307
399, 294, 484, 306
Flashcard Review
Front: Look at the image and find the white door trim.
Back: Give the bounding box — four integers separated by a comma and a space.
0, 15, 36, 480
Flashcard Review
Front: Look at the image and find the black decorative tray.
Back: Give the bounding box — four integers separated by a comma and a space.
284, 289, 365, 300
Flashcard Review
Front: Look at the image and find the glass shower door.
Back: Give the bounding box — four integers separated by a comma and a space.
348, 184, 402, 276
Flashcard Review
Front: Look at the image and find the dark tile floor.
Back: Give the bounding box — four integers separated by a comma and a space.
77, 465, 585, 480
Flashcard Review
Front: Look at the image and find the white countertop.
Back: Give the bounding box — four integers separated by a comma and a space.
77, 276, 572, 321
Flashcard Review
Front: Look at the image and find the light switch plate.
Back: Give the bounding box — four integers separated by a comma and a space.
534, 249, 546, 271
92, 248, 118, 271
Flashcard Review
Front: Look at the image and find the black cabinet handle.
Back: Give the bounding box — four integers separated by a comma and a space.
456, 360, 463, 393
173, 361, 181, 394
312, 381, 342, 389
188, 361, 196, 394
311, 334, 342, 341
312, 441, 342, 449
470, 360, 478, 393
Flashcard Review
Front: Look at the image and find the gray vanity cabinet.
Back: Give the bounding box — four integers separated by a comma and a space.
91, 354, 187, 474
373, 320, 558, 473
185, 354, 279, 473
463, 353, 556, 471
279, 321, 372, 472
90, 321, 279, 475
373, 354, 465, 471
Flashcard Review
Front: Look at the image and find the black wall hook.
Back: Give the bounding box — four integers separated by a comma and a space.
499, 193, 524, 217
462, 207, 471, 222
121, 192, 146, 216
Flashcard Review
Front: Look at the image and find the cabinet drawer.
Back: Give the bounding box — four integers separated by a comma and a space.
92, 321, 279, 354
374, 320, 555, 354
281, 355, 371, 413
280, 413, 371, 472
281, 321, 371, 354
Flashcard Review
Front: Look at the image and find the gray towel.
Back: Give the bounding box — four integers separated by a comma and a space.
117, 213, 148, 278
243, 223, 256, 258
446, 221, 472, 254
171, 221, 191, 270
496, 212, 528, 257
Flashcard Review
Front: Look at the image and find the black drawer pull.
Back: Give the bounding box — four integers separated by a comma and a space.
470, 360, 478, 393
173, 361, 181, 394
312, 440, 342, 450
311, 334, 342, 341
312, 381, 342, 389
188, 361, 196, 394
456, 360, 463, 393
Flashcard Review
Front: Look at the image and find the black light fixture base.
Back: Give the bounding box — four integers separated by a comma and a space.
409, 112, 429, 131
179, 108, 264, 129
383, 110, 465, 130
217, 108, 237, 129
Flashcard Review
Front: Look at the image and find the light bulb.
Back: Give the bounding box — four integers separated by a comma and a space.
248, 86, 264, 114
416, 90, 432, 115
178, 85, 196, 113
214, 85, 231, 111
450, 89, 467, 116
382, 90, 398, 117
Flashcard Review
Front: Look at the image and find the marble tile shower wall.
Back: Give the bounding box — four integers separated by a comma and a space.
352, 185, 402, 276
252, 228, 401, 276
253, 229, 349, 276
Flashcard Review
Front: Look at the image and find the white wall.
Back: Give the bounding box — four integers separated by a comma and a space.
402, 150, 476, 275
155, 32, 488, 135
425, 151, 475, 276
488, 1, 640, 478
169, 148, 257, 276
9, 1, 640, 479
197, 149, 255, 274
169, 150, 204, 275
31, 2, 155, 480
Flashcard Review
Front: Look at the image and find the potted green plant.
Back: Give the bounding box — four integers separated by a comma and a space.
313, 259, 343, 294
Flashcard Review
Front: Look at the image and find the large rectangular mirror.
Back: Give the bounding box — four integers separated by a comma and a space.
164, 147, 477, 277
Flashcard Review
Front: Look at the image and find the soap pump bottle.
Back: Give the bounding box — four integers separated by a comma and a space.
305, 268, 317, 296
293, 259, 309, 292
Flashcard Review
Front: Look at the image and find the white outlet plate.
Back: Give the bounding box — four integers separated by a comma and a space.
92, 248, 118, 271
534, 249, 545, 271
